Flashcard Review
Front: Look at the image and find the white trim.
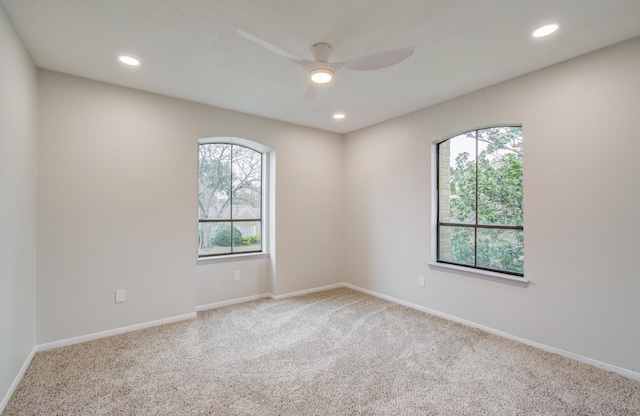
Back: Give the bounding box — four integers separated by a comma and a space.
269, 283, 345, 300
343, 283, 640, 382
430, 142, 439, 262
36, 313, 196, 352
196, 252, 270, 264
198, 136, 274, 154
0, 346, 37, 413
196, 138, 274, 262
196, 293, 271, 311
428, 262, 529, 287
197, 284, 346, 309
33, 283, 346, 354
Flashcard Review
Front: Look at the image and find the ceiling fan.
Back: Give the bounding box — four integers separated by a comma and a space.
237, 29, 415, 101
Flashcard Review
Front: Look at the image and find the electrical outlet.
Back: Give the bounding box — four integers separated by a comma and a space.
115, 289, 126, 303
418, 275, 425, 287
233, 271, 240, 282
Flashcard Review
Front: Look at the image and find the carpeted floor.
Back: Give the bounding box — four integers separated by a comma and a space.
4, 288, 640, 415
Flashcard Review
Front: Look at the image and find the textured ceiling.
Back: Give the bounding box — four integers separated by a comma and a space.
3, 0, 640, 133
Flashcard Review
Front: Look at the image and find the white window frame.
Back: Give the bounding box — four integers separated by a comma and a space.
197, 137, 273, 261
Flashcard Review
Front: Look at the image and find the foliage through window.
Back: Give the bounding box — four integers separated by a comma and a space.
198, 143, 262, 257
437, 127, 524, 276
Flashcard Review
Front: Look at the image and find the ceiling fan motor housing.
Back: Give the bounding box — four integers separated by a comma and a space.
311, 43, 332, 62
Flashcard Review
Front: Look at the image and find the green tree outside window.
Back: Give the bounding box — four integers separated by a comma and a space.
438, 127, 524, 276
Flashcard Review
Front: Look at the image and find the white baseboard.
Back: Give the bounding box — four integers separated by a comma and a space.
196, 284, 346, 311
36, 312, 197, 352
196, 293, 271, 311
269, 283, 345, 300
0, 346, 36, 414
35, 283, 344, 352
35, 283, 345, 354
343, 283, 640, 382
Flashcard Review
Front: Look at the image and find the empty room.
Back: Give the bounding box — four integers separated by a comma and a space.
1, 1, 639, 414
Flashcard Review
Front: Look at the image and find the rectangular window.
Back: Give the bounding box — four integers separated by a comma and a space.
198, 143, 262, 257
437, 127, 524, 276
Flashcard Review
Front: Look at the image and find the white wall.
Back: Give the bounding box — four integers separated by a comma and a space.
344, 37, 640, 373
37, 70, 344, 343
0, 4, 38, 407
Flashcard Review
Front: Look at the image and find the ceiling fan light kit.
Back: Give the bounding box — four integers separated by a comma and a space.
310, 68, 333, 84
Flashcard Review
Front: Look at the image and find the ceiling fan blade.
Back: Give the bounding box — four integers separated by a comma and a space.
345, 46, 415, 71
304, 83, 321, 102
237, 29, 308, 66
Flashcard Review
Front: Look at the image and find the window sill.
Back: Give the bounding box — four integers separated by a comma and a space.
197, 252, 270, 264
427, 262, 528, 287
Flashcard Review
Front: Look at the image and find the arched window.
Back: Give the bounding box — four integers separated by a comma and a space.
198, 140, 265, 257
437, 126, 524, 276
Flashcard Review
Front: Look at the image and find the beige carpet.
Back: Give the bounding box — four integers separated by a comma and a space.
4, 288, 640, 415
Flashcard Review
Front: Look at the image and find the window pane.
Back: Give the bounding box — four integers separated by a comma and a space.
477, 127, 523, 226
477, 228, 524, 274
198, 222, 232, 256
198, 144, 231, 220
439, 133, 476, 224
198, 142, 265, 258
438, 225, 475, 266
231, 145, 262, 220
232, 221, 262, 253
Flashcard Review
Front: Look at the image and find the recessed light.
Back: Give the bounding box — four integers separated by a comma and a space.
532, 23, 559, 38
333, 113, 345, 120
310, 68, 333, 84
118, 55, 140, 66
